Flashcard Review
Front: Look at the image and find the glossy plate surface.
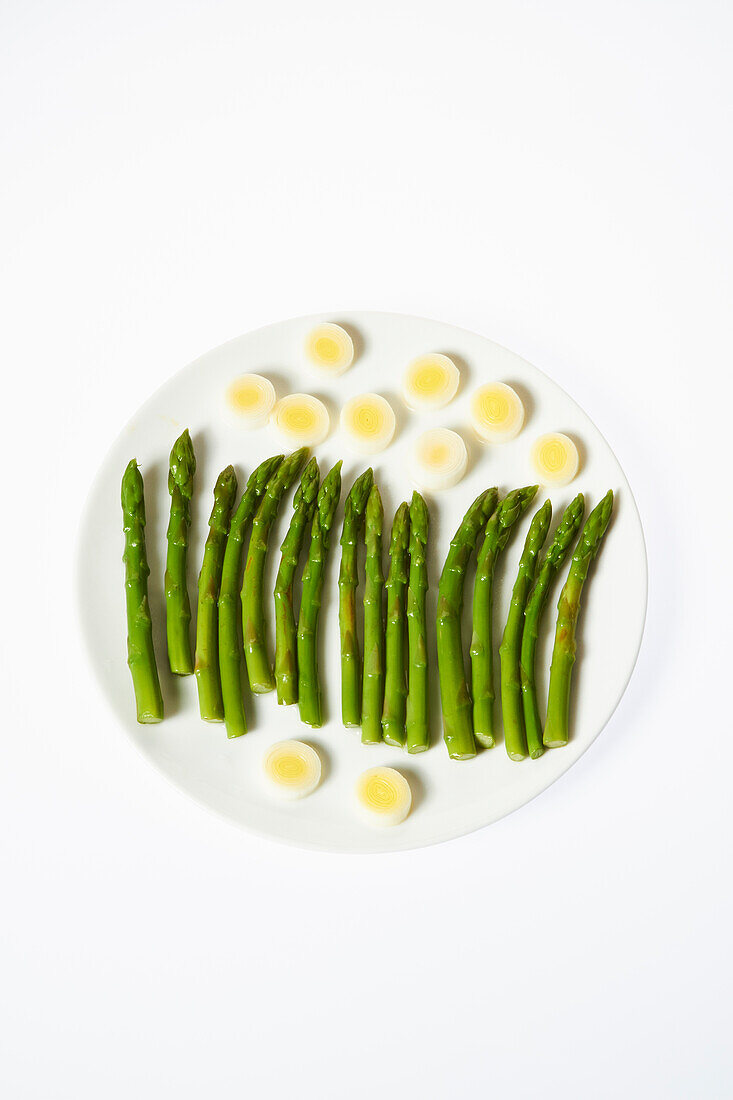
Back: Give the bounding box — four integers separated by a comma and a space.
78, 312, 647, 852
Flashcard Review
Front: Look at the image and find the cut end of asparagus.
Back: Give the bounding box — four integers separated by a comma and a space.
250, 678, 275, 695
382, 727, 406, 748
169, 663, 194, 678
361, 730, 383, 745
474, 732, 495, 750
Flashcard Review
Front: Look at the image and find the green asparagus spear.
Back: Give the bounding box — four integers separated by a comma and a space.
297, 461, 342, 727
361, 484, 385, 745
544, 490, 614, 748
437, 488, 498, 760
405, 491, 430, 754
242, 448, 308, 694
471, 486, 538, 750
381, 501, 410, 747
498, 499, 552, 760
274, 457, 320, 706
165, 429, 196, 675
122, 460, 164, 723
520, 494, 584, 758
195, 465, 237, 720
338, 468, 374, 727
219, 455, 283, 738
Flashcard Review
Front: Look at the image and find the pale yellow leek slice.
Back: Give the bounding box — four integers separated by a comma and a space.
226, 373, 276, 428
355, 767, 412, 826
262, 740, 322, 800
470, 382, 524, 443
272, 394, 330, 446
408, 428, 468, 492
403, 353, 459, 410
305, 323, 355, 375
340, 393, 396, 454
530, 432, 579, 486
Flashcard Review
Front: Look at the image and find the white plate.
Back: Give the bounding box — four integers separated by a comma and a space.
77, 311, 647, 853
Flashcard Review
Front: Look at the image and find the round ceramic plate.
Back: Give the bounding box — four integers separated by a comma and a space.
77, 311, 647, 853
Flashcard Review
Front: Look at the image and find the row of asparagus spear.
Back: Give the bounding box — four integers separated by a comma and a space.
121, 429, 612, 758
437, 484, 613, 759
121, 434, 431, 748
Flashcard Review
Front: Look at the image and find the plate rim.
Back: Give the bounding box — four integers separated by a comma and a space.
75, 309, 649, 853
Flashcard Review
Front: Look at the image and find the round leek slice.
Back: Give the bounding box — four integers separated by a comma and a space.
340, 393, 396, 454
402, 353, 459, 410
470, 382, 524, 443
271, 394, 330, 446
226, 373, 276, 428
531, 432, 579, 486
355, 767, 412, 826
408, 428, 468, 492
305, 323, 355, 375
262, 740, 322, 800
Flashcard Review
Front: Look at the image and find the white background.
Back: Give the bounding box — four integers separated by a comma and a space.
1, 1, 731, 1096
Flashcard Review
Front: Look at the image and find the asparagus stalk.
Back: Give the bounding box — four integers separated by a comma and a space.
437, 488, 498, 760
381, 501, 410, 747
242, 448, 308, 694
121, 460, 164, 723
165, 429, 196, 675
297, 461, 342, 727
361, 484, 385, 745
405, 491, 430, 754
338, 468, 374, 727
471, 486, 538, 750
498, 499, 552, 760
274, 457, 320, 706
195, 465, 237, 720
544, 490, 614, 748
520, 494, 584, 758
219, 455, 283, 738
